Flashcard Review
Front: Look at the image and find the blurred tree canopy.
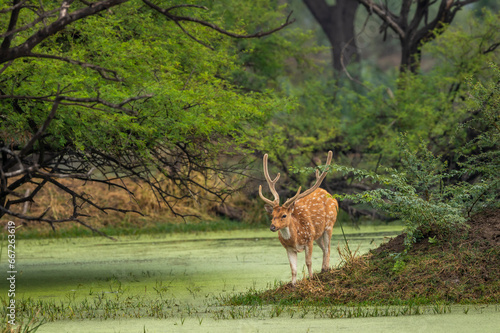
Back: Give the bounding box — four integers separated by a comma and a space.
250, 2, 499, 220
0, 0, 498, 227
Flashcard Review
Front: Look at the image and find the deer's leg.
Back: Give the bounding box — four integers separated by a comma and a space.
315, 237, 325, 250
315, 236, 327, 269
304, 241, 314, 280
286, 248, 298, 285
321, 229, 332, 272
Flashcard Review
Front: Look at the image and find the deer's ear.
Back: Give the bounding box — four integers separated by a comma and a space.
264, 205, 274, 215
289, 202, 295, 214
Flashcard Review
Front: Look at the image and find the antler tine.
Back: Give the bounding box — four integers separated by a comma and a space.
283, 150, 333, 208
282, 186, 302, 208
259, 154, 280, 207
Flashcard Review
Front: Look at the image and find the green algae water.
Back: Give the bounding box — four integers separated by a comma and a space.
39, 308, 500, 333
1, 223, 499, 332
4, 224, 398, 302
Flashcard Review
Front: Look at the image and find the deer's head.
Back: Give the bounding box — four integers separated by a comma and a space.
265, 203, 296, 232
259, 151, 333, 232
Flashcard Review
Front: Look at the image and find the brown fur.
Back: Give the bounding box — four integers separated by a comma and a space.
267, 188, 338, 284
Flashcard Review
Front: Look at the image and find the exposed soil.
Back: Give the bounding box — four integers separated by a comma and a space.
252, 209, 500, 305
466, 209, 500, 247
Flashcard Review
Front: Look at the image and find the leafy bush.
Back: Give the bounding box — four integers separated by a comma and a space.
332, 138, 466, 249
331, 64, 499, 251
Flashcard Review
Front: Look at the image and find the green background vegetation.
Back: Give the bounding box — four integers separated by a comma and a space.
1, 0, 498, 232
0, 0, 499, 332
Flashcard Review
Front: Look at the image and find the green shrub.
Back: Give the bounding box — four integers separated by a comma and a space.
330, 64, 499, 251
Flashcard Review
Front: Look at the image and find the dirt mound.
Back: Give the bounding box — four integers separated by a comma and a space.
251, 209, 500, 306
467, 209, 500, 247
373, 209, 500, 255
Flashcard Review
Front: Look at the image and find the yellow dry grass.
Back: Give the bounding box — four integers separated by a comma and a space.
2, 174, 253, 232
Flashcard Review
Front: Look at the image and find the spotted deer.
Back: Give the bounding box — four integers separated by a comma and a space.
259, 151, 338, 285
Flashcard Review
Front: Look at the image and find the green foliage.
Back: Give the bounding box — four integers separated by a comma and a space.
262, 8, 499, 173
331, 138, 466, 249
459, 63, 500, 172
331, 65, 499, 250
214, 0, 327, 92
0, 1, 292, 160
355, 9, 499, 160
251, 9, 499, 207
0, 0, 303, 223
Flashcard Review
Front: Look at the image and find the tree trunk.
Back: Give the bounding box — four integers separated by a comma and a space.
303, 0, 359, 72
356, 0, 478, 75
400, 38, 421, 73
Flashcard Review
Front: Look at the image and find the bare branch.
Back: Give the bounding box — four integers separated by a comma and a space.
59, 94, 154, 114
0, 147, 24, 174
27, 52, 122, 81
0, 204, 56, 222
482, 42, 500, 55
357, 0, 405, 39
302, 0, 331, 25
35, 167, 96, 179
0, 60, 13, 75
283, 151, 333, 208
357, 0, 479, 73
1, 0, 22, 51
75, 219, 117, 240
0, 203, 117, 240
0, 7, 60, 39
18, 96, 61, 159
0, 93, 153, 115
3, 165, 38, 178
164, 4, 208, 12
143, 0, 295, 42
0, 0, 26, 14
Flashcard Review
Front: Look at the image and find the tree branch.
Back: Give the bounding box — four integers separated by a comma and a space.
0, 0, 26, 14
1, 0, 22, 51
18, 96, 61, 159
302, 0, 331, 24
35, 167, 96, 179
0, 0, 129, 64
143, 0, 295, 42
357, 0, 405, 39
0, 93, 153, 115
3, 165, 38, 178
0, 7, 60, 40
482, 42, 500, 55
27, 52, 122, 81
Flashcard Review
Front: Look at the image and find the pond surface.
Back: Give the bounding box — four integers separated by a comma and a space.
6, 224, 399, 302
2, 223, 499, 332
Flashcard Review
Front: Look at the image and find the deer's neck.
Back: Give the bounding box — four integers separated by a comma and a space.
279, 226, 291, 240
279, 215, 299, 241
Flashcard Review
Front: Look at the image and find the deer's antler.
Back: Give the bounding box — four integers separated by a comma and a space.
283, 150, 333, 208
258, 154, 280, 207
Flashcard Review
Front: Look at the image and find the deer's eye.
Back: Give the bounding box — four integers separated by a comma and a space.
282, 214, 287, 219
